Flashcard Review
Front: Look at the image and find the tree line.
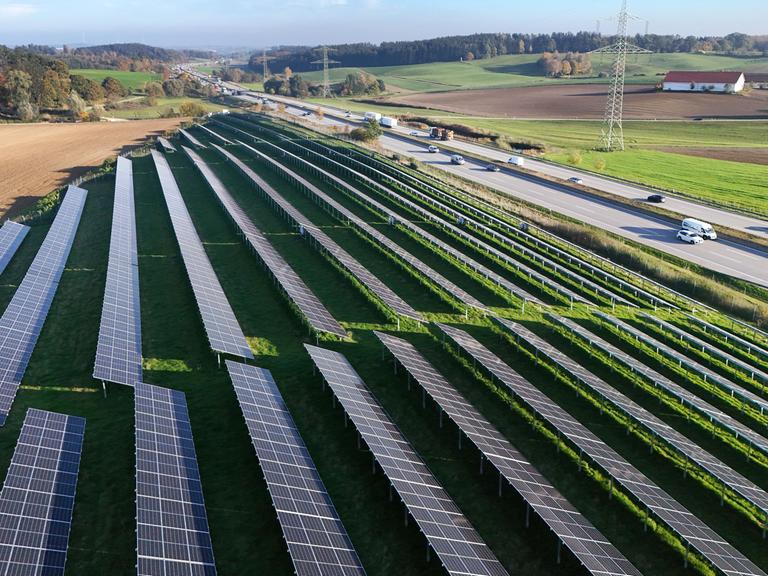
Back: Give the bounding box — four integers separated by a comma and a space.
252, 32, 768, 72
262, 69, 384, 98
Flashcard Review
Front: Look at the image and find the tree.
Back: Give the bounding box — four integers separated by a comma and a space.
67, 90, 86, 119
178, 101, 206, 117
517, 39, 526, 54
102, 76, 128, 99
464, 51, 475, 61
146, 82, 165, 98
560, 60, 572, 76
162, 78, 185, 97
283, 66, 293, 78
4, 70, 35, 119
70, 74, 105, 102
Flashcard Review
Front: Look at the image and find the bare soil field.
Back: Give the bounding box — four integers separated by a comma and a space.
656, 146, 768, 165
391, 84, 768, 120
0, 119, 181, 217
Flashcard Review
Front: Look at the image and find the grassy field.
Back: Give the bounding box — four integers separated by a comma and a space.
105, 97, 227, 119
300, 53, 768, 93
70, 68, 162, 92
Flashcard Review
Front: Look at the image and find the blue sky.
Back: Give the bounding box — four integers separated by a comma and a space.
0, 0, 764, 49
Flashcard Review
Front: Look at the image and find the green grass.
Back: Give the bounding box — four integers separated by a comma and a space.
105, 97, 227, 119
70, 69, 162, 92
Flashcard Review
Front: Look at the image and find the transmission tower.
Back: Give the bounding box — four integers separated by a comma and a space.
590, 0, 651, 151
258, 48, 276, 81
311, 46, 340, 98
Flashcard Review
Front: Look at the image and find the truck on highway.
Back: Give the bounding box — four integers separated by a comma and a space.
364, 111, 382, 123
380, 116, 398, 128
429, 127, 454, 140
682, 218, 717, 240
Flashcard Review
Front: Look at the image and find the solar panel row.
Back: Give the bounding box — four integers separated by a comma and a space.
498, 317, 768, 524
0, 185, 87, 426
0, 221, 30, 277
374, 331, 641, 576
196, 125, 233, 145
211, 143, 422, 322
550, 314, 768, 461
151, 149, 253, 359
135, 382, 217, 576
225, 361, 367, 576
179, 129, 207, 150
686, 314, 768, 364
182, 145, 346, 338
0, 408, 85, 576
157, 137, 177, 153
304, 344, 510, 576
93, 156, 143, 386
438, 323, 766, 576
233, 138, 489, 313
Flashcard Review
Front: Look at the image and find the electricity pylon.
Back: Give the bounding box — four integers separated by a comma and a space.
257, 48, 275, 80
311, 46, 340, 98
590, 0, 651, 151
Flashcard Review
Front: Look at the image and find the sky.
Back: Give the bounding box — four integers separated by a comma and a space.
0, 0, 765, 49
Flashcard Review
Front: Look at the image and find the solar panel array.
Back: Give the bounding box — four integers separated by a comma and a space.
179, 129, 207, 149
225, 361, 367, 575
0, 408, 85, 576
0, 220, 30, 276
596, 312, 768, 418
374, 331, 641, 576
182, 146, 346, 337
93, 156, 143, 386
498, 317, 768, 523
151, 149, 253, 359
135, 382, 217, 576
438, 322, 766, 576
641, 313, 768, 387
197, 124, 233, 145
686, 314, 768, 365
0, 185, 87, 426
157, 137, 177, 153
211, 143, 422, 322
551, 313, 768, 460
304, 344, 510, 576
234, 138, 488, 313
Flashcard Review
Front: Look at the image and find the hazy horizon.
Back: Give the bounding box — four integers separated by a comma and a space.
0, 0, 765, 51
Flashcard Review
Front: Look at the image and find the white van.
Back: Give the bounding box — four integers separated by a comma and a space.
682, 218, 717, 240
507, 155, 525, 167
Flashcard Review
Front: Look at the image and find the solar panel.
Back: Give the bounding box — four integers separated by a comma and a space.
0, 408, 85, 576
157, 137, 177, 153
0, 220, 30, 276
595, 312, 768, 419
498, 317, 768, 527
93, 156, 143, 386
225, 361, 367, 575
182, 146, 346, 338
197, 124, 233, 145
438, 322, 766, 576
0, 186, 87, 426
686, 314, 768, 364
550, 313, 768, 461
641, 313, 768, 387
150, 150, 253, 359
233, 139, 488, 313
179, 129, 207, 149
135, 382, 217, 576
374, 331, 641, 576
211, 144, 422, 322
304, 344, 510, 576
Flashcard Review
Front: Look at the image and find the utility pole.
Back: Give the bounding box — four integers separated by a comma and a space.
590, 0, 651, 151
311, 46, 340, 98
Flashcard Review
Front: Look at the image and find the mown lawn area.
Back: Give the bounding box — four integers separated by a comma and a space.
70, 68, 162, 92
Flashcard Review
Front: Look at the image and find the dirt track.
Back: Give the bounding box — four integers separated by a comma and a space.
391, 84, 768, 120
0, 119, 181, 217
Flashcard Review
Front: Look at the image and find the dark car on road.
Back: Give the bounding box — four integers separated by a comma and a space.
485, 164, 501, 172
647, 194, 666, 203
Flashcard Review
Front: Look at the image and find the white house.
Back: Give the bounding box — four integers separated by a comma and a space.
662, 71, 745, 93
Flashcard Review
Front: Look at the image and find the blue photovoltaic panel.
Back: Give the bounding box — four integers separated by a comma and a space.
135, 382, 217, 576
305, 344, 509, 576
0, 221, 30, 276
179, 129, 206, 149
93, 156, 143, 386
0, 408, 85, 576
225, 361, 366, 575
0, 186, 87, 426
151, 149, 252, 359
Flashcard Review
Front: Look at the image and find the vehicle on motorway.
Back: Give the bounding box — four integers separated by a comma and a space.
409, 131, 420, 136
485, 164, 501, 172
345, 111, 352, 117
364, 111, 382, 122
677, 229, 704, 244
647, 194, 666, 203
427, 145, 440, 153
450, 155, 466, 165
682, 217, 717, 240
380, 117, 398, 128
568, 176, 584, 185
507, 156, 525, 167
302, 111, 312, 116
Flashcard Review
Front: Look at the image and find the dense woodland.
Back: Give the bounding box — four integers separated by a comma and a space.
251, 32, 768, 72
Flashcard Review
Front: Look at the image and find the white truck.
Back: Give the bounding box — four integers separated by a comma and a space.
682, 218, 717, 240
364, 111, 382, 123
380, 116, 398, 128
507, 155, 525, 167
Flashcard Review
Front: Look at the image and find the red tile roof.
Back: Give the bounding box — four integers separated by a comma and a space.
663, 71, 744, 84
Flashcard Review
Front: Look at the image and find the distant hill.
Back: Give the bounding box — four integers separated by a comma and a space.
72, 43, 211, 62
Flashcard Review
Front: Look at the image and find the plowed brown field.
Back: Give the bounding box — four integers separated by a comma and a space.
0, 119, 181, 217
391, 84, 768, 120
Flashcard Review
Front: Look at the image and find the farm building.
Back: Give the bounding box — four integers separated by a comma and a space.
745, 73, 768, 89
662, 71, 745, 93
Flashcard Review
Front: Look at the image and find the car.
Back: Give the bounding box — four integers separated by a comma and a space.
410, 131, 421, 136
647, 194, 666, 203
677, 229, 704, 244
345, 111, 352, 117
427, 145, 440, 153
568, 176, 584, 185
450, 155, 466, 165
302, 111, 312, 117
485, 164, 501, 172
